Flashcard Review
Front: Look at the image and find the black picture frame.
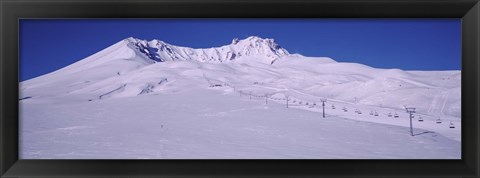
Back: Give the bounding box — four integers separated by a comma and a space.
1, 0, 479, 177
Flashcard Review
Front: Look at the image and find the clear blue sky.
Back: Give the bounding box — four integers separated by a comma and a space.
20, 19, 461, 81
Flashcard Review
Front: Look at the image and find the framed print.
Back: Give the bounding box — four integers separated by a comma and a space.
1, 0, 479, 177
18, 18, 463, 160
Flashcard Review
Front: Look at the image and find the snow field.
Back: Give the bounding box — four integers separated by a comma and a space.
20, 89, 460, 159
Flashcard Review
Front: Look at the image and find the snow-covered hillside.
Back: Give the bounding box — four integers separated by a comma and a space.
20, 36, 461, 159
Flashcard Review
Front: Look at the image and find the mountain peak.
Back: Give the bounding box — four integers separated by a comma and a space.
228, 36, 288, 59
232, 38, 240, 44
245, 35, 265, 40
232, 36, 279, 47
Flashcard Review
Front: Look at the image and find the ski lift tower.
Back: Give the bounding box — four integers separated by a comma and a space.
285, 95, 290, 108
264, 93, 269, 105
320, 98, 327, 118
405, 107, 416, 136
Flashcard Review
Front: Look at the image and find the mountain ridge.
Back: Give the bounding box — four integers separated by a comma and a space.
125, 36, 291, 63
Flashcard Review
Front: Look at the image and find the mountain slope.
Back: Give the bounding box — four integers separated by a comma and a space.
19, 36, 461, 159
20, 36, 460, 119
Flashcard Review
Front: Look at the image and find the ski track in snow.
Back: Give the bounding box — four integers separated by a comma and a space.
440, 90, 450, 117
428, 90, 451, 117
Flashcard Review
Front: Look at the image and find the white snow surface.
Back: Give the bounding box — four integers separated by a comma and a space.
20, 36, 461, 159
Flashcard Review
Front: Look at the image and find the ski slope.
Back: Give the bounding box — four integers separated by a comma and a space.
20, 36, 461, 159
20, 89, 460, 159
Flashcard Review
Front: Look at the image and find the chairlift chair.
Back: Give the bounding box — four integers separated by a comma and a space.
418, 115, 423, 122
394, 113, 399, 118
449, 122, 455, 128
388, 113, 392, 117
436, 118, 442, 124
374, 111, 379, 116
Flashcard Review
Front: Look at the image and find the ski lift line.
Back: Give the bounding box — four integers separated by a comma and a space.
229, 83, 435, 122
235, 86, 450, 124
260, 92, 453, 130
289, 88, 372, 106
236, 88, 365, 113
288, 89, 344, 103
288, 88, 407, 114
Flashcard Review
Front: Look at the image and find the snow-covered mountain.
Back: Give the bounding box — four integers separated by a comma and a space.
20, 36, 460, 118
19, 36, 461, 159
